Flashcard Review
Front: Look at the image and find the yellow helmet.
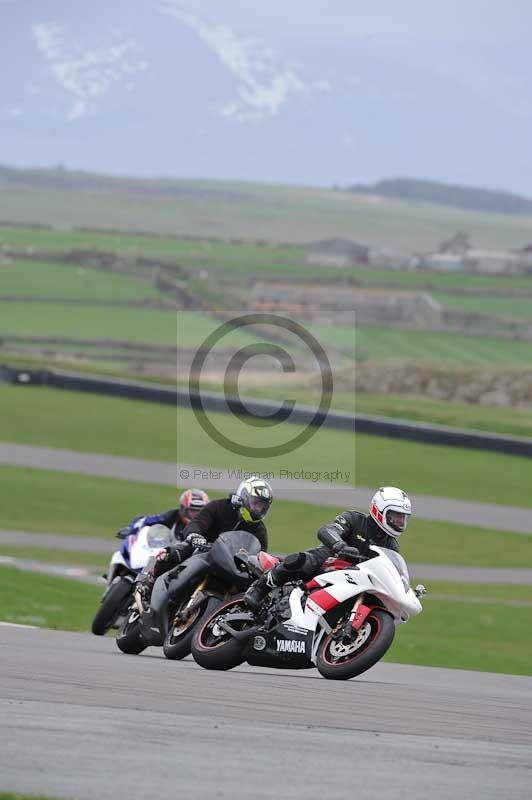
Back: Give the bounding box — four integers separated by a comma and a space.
234, 477, 273, 523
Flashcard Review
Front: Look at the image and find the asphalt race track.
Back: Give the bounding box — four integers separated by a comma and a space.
1, 626, 531, 800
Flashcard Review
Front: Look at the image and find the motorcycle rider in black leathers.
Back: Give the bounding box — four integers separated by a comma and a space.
244, 486, 412, 611
135, 476, 273, 610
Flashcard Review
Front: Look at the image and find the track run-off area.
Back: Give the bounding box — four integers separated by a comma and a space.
1, 626, 531, 800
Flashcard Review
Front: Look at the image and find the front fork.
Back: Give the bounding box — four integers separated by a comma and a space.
175, 578, 209, 622
311, 593, 366, 663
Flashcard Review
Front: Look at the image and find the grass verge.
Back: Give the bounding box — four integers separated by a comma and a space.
0, 546, 109, 569
0, 794, 61, 800
386, 580, 532, 676
0, 566, 100, 631
1, 466, 531, 568
3, 385, 532, 507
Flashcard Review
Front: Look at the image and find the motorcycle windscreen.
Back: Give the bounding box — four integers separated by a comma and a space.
209, 530, 262, 586
146, 525, 176, 548
379, 547, 411, 593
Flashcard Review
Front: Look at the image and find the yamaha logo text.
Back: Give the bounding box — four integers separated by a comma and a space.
276, 639, 306, 654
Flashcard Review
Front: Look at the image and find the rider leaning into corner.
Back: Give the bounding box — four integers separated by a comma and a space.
135, 476, 273, 611
244, 486, 413, 611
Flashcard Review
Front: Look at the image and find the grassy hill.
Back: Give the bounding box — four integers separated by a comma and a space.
2, 165, 532, 250
349, 177, 532, 215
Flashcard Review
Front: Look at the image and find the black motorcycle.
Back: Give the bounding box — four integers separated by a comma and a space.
115, 530, 267, 659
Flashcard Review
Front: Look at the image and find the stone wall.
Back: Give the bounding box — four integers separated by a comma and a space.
251, 283, 444, 327
333, 363, 532, 408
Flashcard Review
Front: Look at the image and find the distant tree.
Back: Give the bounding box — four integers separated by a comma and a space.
438, 231, 471, 254
346, 178, 532, 215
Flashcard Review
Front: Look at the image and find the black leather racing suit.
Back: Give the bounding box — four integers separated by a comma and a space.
143, 497, 268, 579
145, 497, 268, 636
256, 510, 399, 590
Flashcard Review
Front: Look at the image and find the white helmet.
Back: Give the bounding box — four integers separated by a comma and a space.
369, 487, 412, 538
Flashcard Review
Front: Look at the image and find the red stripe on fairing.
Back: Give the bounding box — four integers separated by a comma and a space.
306, 579, 321, 589
308, 588, 339, 612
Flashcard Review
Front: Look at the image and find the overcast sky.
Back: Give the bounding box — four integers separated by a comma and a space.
2, 0, 531, 194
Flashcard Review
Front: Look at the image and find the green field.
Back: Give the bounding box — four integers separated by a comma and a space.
0, 224, 307, 274
1, 464, 531, 568
434, 292, 532, 322
6, 355, 532, 439
0, 546, 111, 569
0, 566, 100, 631
3, 222, 532, 288
384, 580, 532, 675
0, 304, 270, 349
238, 386, 532, 438
4, 385, 532, 506
2, 178, 532, 250
348, 264, 532, 291
433, 290, 532, 322
0, 258, 162, 301
354, 325, 532, 366
4, 224, 532, 376
0, 793, 60, 800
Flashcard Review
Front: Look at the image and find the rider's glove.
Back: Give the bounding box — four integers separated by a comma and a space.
155, 547, 172, 562
185, 533, 208, 550
331, 539, 347, 554
339, 546, 361, 561
414, 584, 427, 598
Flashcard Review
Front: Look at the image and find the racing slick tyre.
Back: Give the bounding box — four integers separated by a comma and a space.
163, 595, 221, 661
191, 597, 251, 671
316, 608, 395, 680
116, 608, 148, 655
91, 578, 133, 636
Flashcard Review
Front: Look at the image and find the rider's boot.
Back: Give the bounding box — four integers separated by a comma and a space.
244, 553, 307, 611
244, 571, 277, 612
134, 572, 155, 614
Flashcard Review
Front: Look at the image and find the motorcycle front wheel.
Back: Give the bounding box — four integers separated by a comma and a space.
316, 608, 395, 680
163, 595, 221, 661
91, 577, 133, 636
191, 598, 253, 671
116, 608, 147, 655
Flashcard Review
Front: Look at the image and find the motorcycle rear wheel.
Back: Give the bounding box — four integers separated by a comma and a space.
163, 595, 220, 660
316, 608, 395, 680
91, 578, 133, 636
191, 598, 252, 671
116, 609, 148, 655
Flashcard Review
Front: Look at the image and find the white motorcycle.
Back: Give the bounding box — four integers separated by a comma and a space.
91, 523, 176, 635
191, 545, 426, 680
